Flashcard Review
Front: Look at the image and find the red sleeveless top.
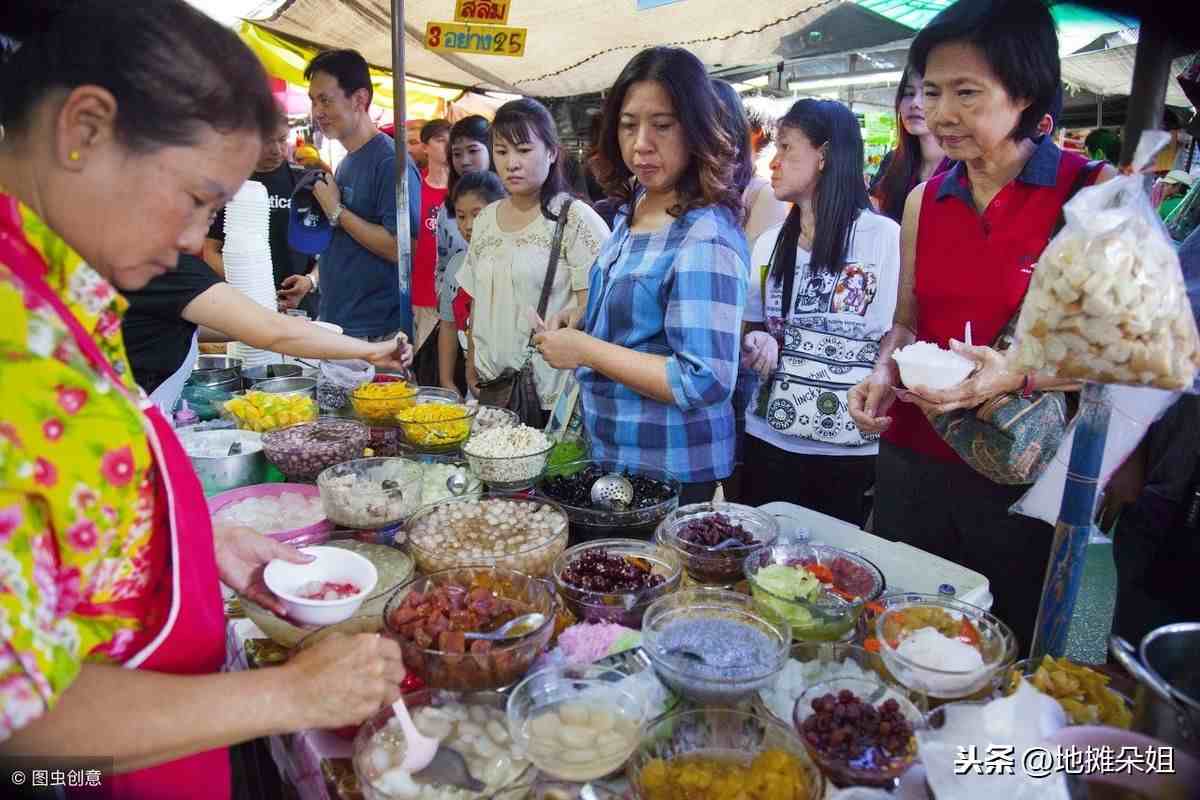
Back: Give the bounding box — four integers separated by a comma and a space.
882, 138, 1093, 463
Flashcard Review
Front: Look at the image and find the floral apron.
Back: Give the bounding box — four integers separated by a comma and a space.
0, 204, 231, 800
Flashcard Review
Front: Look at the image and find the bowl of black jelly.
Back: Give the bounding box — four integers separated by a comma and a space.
536, 459, 680, 544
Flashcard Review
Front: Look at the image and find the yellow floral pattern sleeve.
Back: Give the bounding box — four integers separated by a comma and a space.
0, 200, 165, 740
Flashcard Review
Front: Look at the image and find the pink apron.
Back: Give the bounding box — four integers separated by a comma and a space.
0, 201, 232, 800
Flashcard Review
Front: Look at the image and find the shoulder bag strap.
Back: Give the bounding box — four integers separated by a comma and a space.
537, 198, 573, 321
994, 159, 1105, 348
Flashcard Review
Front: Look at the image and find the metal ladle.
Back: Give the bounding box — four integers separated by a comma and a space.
590, 473, 634, 511
463, 612, 547, 642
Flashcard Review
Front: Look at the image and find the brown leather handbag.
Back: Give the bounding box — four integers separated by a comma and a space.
476, 199, 573, 428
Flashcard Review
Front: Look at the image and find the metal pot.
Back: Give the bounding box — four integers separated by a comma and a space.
191, 355, 243, 386
177, 430, 267, 495
1110, 623, 1200, 757
253, 376, 317, 399
243, 363, 304, 388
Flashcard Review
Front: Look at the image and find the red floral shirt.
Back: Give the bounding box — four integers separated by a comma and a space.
0, 197, 167, 739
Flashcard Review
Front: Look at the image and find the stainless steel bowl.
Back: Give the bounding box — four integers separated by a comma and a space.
243, 363, 305, 387
192, 355, 243, 386
253, 376, 317, 398
177, 429, 267, 495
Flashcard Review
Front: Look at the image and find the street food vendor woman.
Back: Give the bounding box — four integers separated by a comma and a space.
0, 4, 406, 799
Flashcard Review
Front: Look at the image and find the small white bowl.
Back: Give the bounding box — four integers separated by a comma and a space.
263, 545, 378, 626
892, 342, 975, 391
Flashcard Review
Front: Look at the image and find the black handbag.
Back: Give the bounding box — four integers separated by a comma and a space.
475, 199, 573, 428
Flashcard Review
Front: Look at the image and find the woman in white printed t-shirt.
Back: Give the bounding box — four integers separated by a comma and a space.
739, 99, 901, 525
456, 98, 609, 425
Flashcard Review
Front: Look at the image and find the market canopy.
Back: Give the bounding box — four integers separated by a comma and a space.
247, 0, 839, 98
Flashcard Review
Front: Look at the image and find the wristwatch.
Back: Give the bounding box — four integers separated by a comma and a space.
329, 203, 345, 228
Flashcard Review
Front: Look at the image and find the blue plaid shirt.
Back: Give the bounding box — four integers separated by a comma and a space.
577, 202, 749, 483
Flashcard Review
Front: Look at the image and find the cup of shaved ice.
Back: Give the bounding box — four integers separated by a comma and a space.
892, 341, 975, 392
264, 545, 378, 625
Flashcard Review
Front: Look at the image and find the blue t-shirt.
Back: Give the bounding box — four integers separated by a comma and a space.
319, 133, 421, 338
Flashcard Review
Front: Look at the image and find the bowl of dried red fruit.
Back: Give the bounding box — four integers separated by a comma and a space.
793, 677, 922, 788
551, 538, 682, 628
654, 502, 779, 586
382, 566, 558, 691
745, 543, 885, 642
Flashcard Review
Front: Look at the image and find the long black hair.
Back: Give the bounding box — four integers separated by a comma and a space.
444, 114, 493, 213
593, 47, 741, 221
872, 65, 925, 224
770, 99, 871, 288
1, 0, 276, 152
490, 98, 570, 221
710, 79, 756, 202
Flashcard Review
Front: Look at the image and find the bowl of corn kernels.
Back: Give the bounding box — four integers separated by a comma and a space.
350, 379, 418, 424
394, 388, 477, 452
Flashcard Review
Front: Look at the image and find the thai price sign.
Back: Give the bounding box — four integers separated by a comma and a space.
454, 0, 511, 24
425, 21, 526, 57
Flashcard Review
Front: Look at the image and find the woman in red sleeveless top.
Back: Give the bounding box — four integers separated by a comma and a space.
0, 5, 405, 798
848, 0, 1114, 651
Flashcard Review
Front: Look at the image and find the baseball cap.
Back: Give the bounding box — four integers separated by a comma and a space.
1163, 170, 1195, 187
288, 170, 333, 254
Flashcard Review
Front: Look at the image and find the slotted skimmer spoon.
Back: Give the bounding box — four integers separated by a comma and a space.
591, 473, 634, 510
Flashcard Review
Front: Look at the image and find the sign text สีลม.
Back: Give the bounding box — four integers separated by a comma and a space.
454, 0, 511, 24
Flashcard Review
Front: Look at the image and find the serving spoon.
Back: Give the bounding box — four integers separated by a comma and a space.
389, 696, 485, 792
463, 612, 547, 642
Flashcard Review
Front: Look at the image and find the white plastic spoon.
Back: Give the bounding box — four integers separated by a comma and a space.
965, 321, 973, 347
391, 696, 438, 773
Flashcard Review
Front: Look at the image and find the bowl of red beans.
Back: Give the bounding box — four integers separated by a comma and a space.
654, 502, 779, 586
263, 545, 378, 625
551, 538, 682, 628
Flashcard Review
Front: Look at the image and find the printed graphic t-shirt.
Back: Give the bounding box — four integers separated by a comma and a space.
413, 177, 448, 308
744, 211, 901, 456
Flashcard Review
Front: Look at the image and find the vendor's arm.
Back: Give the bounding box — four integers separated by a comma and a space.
1, 634, 405, 773
183, 282, 411, 370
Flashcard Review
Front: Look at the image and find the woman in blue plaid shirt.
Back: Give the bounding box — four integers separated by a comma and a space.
535, 47, 749, 503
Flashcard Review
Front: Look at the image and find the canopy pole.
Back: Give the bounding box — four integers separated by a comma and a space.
392, 0, 413, 343
1030, 12, 1175, 662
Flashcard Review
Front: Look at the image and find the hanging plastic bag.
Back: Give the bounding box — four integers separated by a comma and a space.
1012, 131, 1200, 390
316, 358, 374, 412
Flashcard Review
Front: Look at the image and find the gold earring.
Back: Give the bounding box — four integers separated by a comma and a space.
69, 150, 81, 161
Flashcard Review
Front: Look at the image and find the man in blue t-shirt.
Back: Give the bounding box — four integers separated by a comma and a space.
281, 48, 420, 340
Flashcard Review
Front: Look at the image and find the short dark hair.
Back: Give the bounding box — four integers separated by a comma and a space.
0, 0, 276, 153
451, 170, 506, 208
491, 97, 571, 221
711, 79, 756, 204
420, 118, 451, 144
910, 0, 1060, 141
594, 47, 741, 220
445, 115, 494, 212
304, 49, 373, 106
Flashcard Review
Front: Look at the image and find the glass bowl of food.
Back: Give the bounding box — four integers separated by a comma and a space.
537, 460, 680, 543
1000, 655, 1133, 728
759, 642, 897, 725
316, 457, 424, 530
641, 588, 790, 706
507, 664, 646, 782
551, 538, 682, 629
382, 565, 558, 691
354, 689, 531, 800
350, 378, 418, 424
403, 494, 568, 577
629, 707, 824, 800
462, 424, 554, 491
471, 405, 520, 435
261, 418, 369, 482
221, 388, 318, 433
654, 502, 779, 586
875, 593, 1017, 702
793, 676, 923, 788
394, 390, 476, 452
745, 543, 884, 642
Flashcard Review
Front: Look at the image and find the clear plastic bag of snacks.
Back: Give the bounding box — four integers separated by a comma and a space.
1013, 131, 1200, 390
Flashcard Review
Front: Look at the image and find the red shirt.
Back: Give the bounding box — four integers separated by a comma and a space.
883, 138, 1093, 463
412, 176, 447, 308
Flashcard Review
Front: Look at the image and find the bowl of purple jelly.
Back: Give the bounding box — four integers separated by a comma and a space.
654, 502, 779, 586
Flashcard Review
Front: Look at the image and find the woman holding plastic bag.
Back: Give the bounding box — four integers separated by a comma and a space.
846, 0, 1116, 650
